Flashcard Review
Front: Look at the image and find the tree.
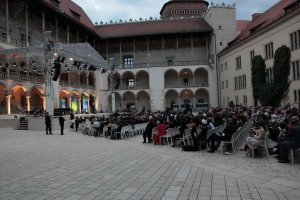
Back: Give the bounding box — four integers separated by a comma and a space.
251, 55, 266, 106
271, 45, 291, 106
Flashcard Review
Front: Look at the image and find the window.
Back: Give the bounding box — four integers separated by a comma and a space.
243, 95, 247, 105
167, 59, 174, 66
225, 62, 227, 71
123, 56, 134, 68
292, 61, 300, 80
128, 78, 134, 87
220, 41, 223, 46
265, 42, 274, 59
235, 96, 239, 105
236, 56, 241, 70
294, 90, 300, 103
225, 80, 228, 88
250, 50, 255, 61
290, 30, 300, 50
234, 75, 246, 90
218, 25, 222, 30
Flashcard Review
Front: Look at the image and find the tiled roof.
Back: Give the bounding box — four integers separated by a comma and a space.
41, 0, 94, 30
95, 18, 213, 39
236, 20, 250, 31
227, 0, 298, 48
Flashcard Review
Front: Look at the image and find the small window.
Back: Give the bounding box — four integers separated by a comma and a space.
167, 59, 174, 66
128, 78, 134, 87
250, 50, 255, 61
236, 56, 241, 70
265, 42, 274, 59
123, 55, 134, 68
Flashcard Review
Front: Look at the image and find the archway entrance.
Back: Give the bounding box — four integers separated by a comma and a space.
10, 85, 27, 114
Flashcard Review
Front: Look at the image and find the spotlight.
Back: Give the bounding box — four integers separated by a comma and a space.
69, 57, 73, 61
0, 63, 2, 68
67, 68, 70, 73
24, 69, 27, 73
13, 62, 16, 67
31, 61, 35, 65
38, 71, 41, 75
33, 67, 37, 72
54, 52, 58, 56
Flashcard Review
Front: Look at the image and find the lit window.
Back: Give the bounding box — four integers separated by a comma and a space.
123, 56, 134, 68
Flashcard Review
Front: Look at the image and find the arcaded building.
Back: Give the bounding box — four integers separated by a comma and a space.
7, 0, 290, 114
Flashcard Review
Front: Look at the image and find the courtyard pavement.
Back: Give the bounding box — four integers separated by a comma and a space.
0, 128, 300, 200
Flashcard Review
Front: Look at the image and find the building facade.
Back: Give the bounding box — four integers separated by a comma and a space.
5, 0, 291, 115
218, 0, 300, 109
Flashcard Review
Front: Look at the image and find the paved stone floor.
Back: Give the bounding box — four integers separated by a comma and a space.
0, 128, 300, 200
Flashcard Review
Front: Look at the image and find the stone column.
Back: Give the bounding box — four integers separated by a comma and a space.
68, 95, 72, 109
26, 96, 31, 112
87, 96, 90, 113
6, 95, 11, 115
78, 98, 81, 114
67, 25, 69, 44
42, 96, 46, 111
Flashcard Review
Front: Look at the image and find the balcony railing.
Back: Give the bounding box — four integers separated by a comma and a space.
165, 82, 209, 88
112, 84, 149, 91
120, 59, 209, 69
59, 81, 96, 90
0, 72, 44, 83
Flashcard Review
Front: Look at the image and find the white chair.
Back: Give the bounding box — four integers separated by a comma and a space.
252, 134, 269, 158
177, 128, 193, 146
161, 128, 175, 145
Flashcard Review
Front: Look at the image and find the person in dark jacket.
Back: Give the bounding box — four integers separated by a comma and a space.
45, 112, 52, 135
278, 116, 300, 163
207, 117, 238, 153
143, 116, 155, 143
59, 114, 65, 135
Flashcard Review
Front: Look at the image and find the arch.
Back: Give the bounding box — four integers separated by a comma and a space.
29, 85, 44, 95
59, 89, 70, 109
195, 88, 210, 109
164, 69, 178, 88
10, 84, 28, 113
89, 93, 96, 113
123, 91, 135, 110
179, 68, 193, 87
110, 72, 121, 90
30, 86, 44, 111
0, 83, 8, 114
165, 89, 179, 110
194, 67, 209, 86
69, 71, 78, 84
136, 70, 149, 89
9, 83, 28, 94
121, 71, 135, 89
136, 90, 150, 112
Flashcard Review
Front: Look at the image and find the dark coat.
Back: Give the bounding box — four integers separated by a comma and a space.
285, 124, 300, 146
45, 115, 51, 125
59, 116, 65, 126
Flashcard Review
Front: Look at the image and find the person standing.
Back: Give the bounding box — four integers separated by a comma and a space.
45, 112, 52, 135
59, 114, 65, 135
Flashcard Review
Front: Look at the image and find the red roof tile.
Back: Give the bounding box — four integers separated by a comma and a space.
236, 20, 250, 31
95, 18, 213, 39
226, 0, 298, 48
41, 0, 94, 30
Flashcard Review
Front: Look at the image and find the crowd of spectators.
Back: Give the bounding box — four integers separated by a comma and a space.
72, 104, 300, 163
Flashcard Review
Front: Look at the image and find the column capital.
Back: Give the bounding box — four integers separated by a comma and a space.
6, 94, 12, 98
26, 95, 31, 99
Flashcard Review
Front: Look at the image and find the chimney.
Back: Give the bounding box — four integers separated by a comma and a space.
252, 13, 261, 20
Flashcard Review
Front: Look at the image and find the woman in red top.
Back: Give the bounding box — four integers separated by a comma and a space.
154, 119, 166, 145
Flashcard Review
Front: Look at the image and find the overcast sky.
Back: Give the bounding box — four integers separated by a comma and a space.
72, 0, 280, 23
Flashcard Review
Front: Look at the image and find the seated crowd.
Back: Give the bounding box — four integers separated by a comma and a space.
71, 104, 300, 164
